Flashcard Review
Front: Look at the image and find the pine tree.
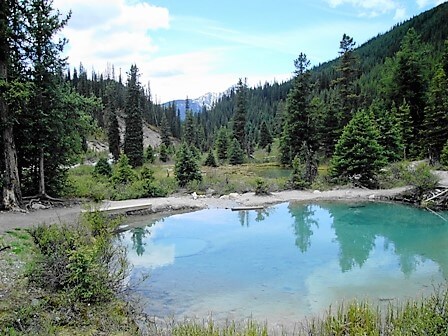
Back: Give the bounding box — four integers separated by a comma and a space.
330, 110, 386, 187
387, 28, 427, 155
333, 34, 359, 127
396, 100, 413, 159
160, 112, 171, 147
174, 143, 202, 187
258, 121, 273, 149
159, 143, 169, 162
441, 140, 448, 167
105, 82, 120, 161
0, 0, 22, 209
145, 145, 155, 163
423, 67, 448, 163
233, 78, 247, 152
204, 150, 217, 167
215, 127, 229, 162
124, 64, 143, 168
183, 110, 196, 146
280, 53, 317, 184
228, 138, 245, 165
370, 100, 403, 162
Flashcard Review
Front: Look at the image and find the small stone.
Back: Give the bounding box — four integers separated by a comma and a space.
313, 190, 321, 194
229, 193, 239, 199
369, 194, 376, 199
191, 192, 198, 200
220, 195, 230, 200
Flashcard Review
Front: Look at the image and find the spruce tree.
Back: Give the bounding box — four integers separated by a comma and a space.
160, 112, 171, 147
333, 34, 359, 127
174, 143, 202, 187
106, 83, 120, 161
124, 64, 143, 168
280, 52, 317, 184
215, 127, 229, 162
396, 100, 413, 159
159, 143, 169, 162
370, 100, 403, 162
204, 150, 217, 167
330, 110, 386, 187
423, 67, 448, 163
441, 140, 448, 167
228, 138, 245, 165
258, 121, 273, 149
233, 78, 247, 152
145, 145, 155, 163
183, 110, 196, 146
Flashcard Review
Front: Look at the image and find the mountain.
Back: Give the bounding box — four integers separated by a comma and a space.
162, 92, 224, 120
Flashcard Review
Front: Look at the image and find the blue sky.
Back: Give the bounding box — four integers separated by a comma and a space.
54, 0, 446, 102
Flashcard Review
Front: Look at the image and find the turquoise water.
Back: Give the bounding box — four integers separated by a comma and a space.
119, 202, 448, 325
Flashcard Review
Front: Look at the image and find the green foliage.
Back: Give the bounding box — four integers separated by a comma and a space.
145, 145, 155, 163
94, 157, 112, 177
254, 178, 270, 195
229, 138, 245, 165
441, 140, 448, 168
330, 110, 386, 187
123, 64, 144, 168
289, 155, 309, 190
215, 127, 230, 162
158, 143, 169, 162
258, 120, 273, 149
174, 143, 202, 187
107, 111, 120, 162
111, 154, 136, 186
204, 149, 218, 167
28, 212, 128, 304
233, 78, 247, 151
404, 161, 439, 194
280, 53, 317, 166
160, 112, 171, 147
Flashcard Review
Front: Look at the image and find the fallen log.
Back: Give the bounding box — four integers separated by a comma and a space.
231, 206, 265, 211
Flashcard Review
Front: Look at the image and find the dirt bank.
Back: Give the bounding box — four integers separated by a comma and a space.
0, 186, 411, 235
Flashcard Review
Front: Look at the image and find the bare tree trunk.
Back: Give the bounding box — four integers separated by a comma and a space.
1, 62, 23, 210
38, 146, 45, 196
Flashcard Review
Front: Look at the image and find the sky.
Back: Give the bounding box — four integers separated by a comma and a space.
53, 0, 447, 103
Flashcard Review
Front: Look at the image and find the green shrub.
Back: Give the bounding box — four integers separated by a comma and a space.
254, 178, 270, 195
28, 212, 128, 304
441, 140, 448, 168
111, 154, 136, 186
404, 162, 439, 194
94, 157, 112, 177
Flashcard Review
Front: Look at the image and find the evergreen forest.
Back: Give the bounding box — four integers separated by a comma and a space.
1, 0, 448, 210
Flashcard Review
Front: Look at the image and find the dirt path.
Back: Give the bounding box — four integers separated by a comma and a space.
0, 186, 411, 235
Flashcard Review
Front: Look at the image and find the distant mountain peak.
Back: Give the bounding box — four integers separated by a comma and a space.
162, 91, 225, 119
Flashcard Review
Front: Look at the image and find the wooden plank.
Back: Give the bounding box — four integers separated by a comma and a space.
231, 206, 264, 211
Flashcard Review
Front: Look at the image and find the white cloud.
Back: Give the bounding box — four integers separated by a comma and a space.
417, 0, 448, 8
327, 0, 397, 14
53, 0, 169, 78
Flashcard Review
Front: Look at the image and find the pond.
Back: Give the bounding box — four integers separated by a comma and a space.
119, 202, 448, 326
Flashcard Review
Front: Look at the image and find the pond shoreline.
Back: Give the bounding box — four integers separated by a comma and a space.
0, 186, 413, 234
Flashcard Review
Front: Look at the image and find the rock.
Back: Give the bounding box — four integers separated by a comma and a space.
192, 192, 198, 200
31, 203, 48, 210
220, 195, 230, 200
313, 190, 321, 194
369, 194, 376, 199
229, 193, 239, 199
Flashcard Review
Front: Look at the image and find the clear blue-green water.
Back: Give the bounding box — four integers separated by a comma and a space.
119, 202, 448, 325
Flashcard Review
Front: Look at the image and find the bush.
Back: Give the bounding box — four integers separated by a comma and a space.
254, 178, 270, 195
404, 162, 439, 194
94, 157, 112, 177
28, 212, 128, 304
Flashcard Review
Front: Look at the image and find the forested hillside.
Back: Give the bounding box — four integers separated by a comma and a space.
200, 2, 448, 160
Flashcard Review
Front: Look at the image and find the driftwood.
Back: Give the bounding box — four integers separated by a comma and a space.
231, 206, 265, 211
0, 246, 11, 253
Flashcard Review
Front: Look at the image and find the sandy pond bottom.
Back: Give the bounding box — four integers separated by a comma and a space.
118, 202, 448, 328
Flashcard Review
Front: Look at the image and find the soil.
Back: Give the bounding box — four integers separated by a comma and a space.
0, 186, 410, 234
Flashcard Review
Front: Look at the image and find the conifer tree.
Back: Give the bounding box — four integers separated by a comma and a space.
441, 140, 448, 167
370, 100, 403, 162
258, 121, 273, 149
124, 64, 143, 167
396, 100, 413, 159
215, 127, 230, 162
423, 66, 448, 163
233, 78, 247, 152
174, 143, 202, 187
183, 110, 196, 146
158, 143, 169, 162
108, 110, 120, 161
204, 150, 217, 167
330, 110, 386, 187
280, 52, 317, 183
160, 112, 171, 147
333, 34, 359, 127
228, 138, 245, 165
145, 145, 155, 163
